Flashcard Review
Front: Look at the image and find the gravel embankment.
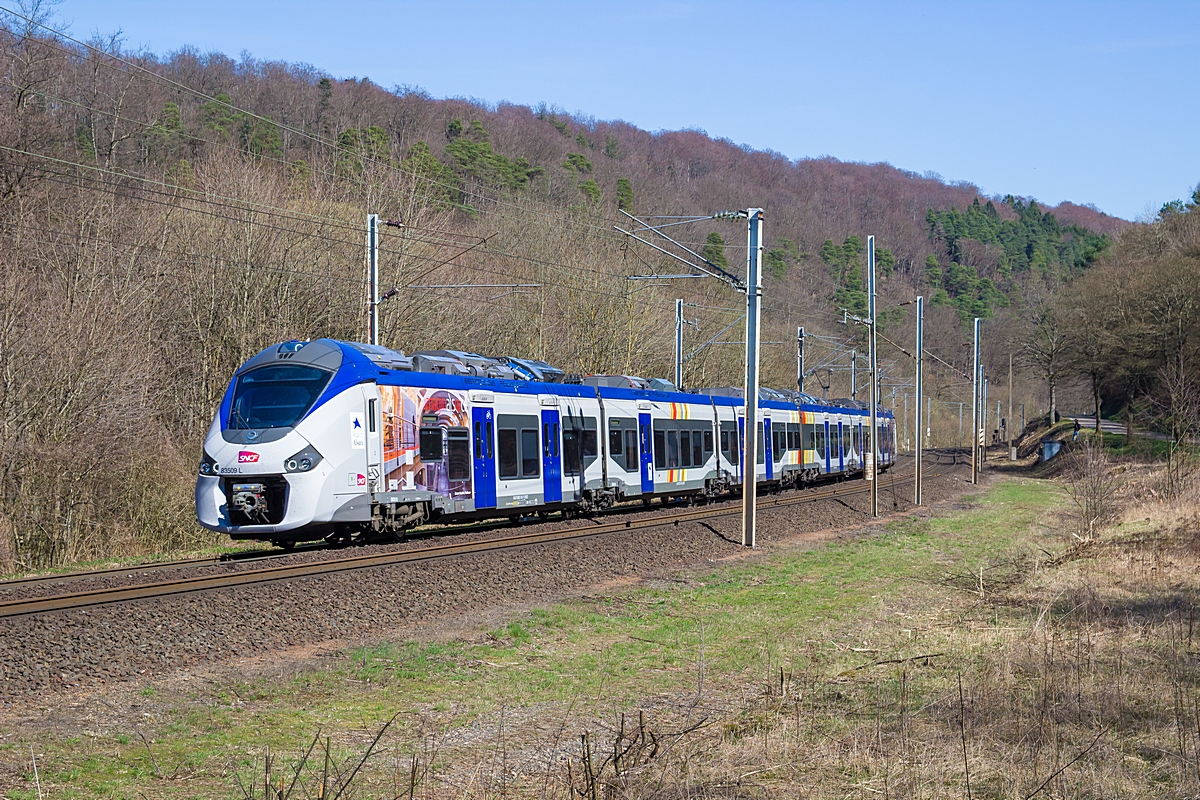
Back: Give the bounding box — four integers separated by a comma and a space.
0, 455, 972, 701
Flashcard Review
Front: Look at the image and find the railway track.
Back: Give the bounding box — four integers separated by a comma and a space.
0, 463, 940, 620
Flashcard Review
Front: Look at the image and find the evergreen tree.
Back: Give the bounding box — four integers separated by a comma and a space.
563, 153, 593, 173
403, 141, 458, 207
604, 132, 619, 159
616, 178, 634, 212
764, 237, 800, 278
701, 232, 729, 270
578, 179, 601, 204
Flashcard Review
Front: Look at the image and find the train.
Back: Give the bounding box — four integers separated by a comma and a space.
195, 339, 896, 547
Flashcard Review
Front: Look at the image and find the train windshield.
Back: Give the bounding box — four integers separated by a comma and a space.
228, 365, 333, 429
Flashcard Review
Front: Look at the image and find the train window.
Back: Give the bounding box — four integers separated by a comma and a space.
474, 421, 483, 457
654, 430, 666, 468
486, 420, 494, 459
814, 426, 825, 458
803, 424, 815, 451
497, 414, 538, 479
693, 431, 703, 466
419, 427, 443, 461
563, 428, 581, 475
582, 426, 598, 459
789, 423, 800, 450
756, 423, 765, 464
368, 400, 377, 433
679, 430, 691, 467
719, 422, 738, 466
544, 424, 554, 458
228, 364, 333, 429
498, 429, 518, 478
447, 428, 470, 481
625, 429, 638, 471
610, 429, 623, 456
666, 429, 679, 468
704, 430, 714, 457
521, 429, 540, 477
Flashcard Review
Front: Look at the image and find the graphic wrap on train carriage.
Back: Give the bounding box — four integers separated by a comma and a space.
378, 385, 473, 499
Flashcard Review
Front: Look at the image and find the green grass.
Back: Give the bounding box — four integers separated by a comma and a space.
12, 478, 1068, 798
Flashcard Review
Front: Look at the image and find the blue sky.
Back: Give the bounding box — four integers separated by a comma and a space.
50, 0, 1200, 220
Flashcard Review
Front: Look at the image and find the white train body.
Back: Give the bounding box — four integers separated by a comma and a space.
196, 340, 897, 544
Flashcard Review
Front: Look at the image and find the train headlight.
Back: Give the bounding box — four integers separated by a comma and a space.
284, 445, 322, 473
199, 453, 218, 475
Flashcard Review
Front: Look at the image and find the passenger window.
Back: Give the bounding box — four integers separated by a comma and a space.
625, 429, 638, 471
521, 429, 540, 477
680, 430, 691, 467
610, 429, 623, 456
368, 399, 377, 433
486, 421, 494, 459
692, 431, 703, 466
666, 429, 679, 468
704, 430, 714, 456
474, 421, 483, 457
498, 429, 518, 478
582, 428, 597, 459
756, 423, 765, 464
419, 427, 443, 461
563, 428, 581, 475
654, 430, 666, 468
447, 428, 470, 480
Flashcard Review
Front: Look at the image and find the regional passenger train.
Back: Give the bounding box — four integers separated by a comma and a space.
195, 339, 896, 547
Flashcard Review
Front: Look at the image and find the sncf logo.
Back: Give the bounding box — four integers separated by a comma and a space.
238, 451, 260, 464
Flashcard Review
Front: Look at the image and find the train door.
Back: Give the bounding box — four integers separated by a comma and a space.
824, 420, 832, 474
541, 409, 562, 503
836, 420, 844, 473
764, 417, 774, 481
737, 414, 746, 484
638, 413, 654, 494
471, 406, 496, 509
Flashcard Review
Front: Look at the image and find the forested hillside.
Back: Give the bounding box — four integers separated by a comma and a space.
0, 12, 1132, 568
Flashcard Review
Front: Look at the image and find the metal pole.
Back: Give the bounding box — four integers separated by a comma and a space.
971, 317, 980, 484
868, 235, 879, 517
851, 350, 857, 400
926, 395, 931, 449
915, 295, 923, 505
1009, 352, 1015, 461
741, 209, 764, 548
675, 298, 684, 389
797, 326, 805, 393
983, 376, 989, 464
367, 213, 379, 346
903, 393, 909, 451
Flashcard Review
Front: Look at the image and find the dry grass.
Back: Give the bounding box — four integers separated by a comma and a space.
12, 474, 1199, 799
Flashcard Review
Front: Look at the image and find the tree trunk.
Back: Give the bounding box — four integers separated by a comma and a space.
1093, 375, 1102, 433
1049, 381, 1057, 426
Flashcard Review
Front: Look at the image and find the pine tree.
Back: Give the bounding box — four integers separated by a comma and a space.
701, 232, 729, 270
616, 178, 634, 212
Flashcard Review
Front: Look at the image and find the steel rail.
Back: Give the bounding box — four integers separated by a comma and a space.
0, 470, 933, 620
0, 544, 324, 590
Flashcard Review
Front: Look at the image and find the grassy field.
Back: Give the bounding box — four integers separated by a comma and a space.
5, 474, 1199, 799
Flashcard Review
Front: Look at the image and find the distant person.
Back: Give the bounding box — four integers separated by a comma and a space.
1073, 418, 1081, 441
